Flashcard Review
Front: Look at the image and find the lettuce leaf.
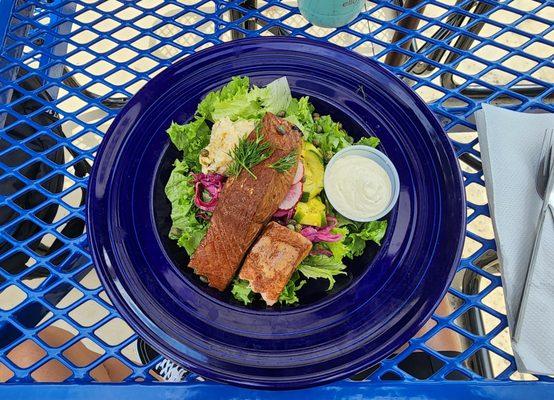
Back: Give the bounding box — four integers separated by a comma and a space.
167, 118, 210, 172
321, 195, 388, 259
357, 136, 380, 148
211, 96, 262, 122
325, 227, 350, 260
285, 96, 379, 159
341, 219, 388, 259
278, 271, 306, 305
164, 160, 208, 255
285, 96, 314, 135
199, 76, 292, 123
286, 97, 352, 156
232, 271, 306, 306
257, 76, 293, 115
231, 279, 254, 305
356, 220, 388, 244
310, 115, 353, 157
197, 76, 250, 121
298, 255, 347, 290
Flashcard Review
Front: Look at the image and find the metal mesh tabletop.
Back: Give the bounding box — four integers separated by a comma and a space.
0, 0, 553, 397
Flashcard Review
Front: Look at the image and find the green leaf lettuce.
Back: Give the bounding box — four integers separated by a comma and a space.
231, 279, 254, 305
167, 119, 210, 173
298, 255, 347, 290
278, 271, 306, 305
357, 136, 380, 148
164, 159, 208, 255
199, 76, 292, 123
341, 219, 388, 259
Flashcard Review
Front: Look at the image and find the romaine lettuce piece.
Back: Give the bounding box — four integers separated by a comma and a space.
285, 96, 314, 135
262, 76, 292, 115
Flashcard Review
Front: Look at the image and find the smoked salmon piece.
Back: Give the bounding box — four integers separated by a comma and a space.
239, 222, 312, 305
188, 113, 302, 291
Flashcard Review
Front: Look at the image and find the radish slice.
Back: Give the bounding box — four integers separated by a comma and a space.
273, 208, 295, 219
279, 181, 302, 210
292, 161, 304, 184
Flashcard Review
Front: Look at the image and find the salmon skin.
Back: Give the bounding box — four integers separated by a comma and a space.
239, 222, 312, 306
189, 113, 302, 291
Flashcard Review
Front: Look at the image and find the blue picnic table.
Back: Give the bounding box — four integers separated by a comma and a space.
0, 0, 553, 398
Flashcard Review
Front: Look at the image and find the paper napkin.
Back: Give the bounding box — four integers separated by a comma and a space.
476, 103, 554, 374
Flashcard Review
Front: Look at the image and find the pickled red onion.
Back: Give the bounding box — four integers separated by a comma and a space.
193, 173, 225, 212
300, 216, 342, 243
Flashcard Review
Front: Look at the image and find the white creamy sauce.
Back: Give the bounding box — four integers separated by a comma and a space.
326, 155, 392, 219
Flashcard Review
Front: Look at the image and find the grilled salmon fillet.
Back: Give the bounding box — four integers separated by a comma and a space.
189, 113, 302, 291
239, 222, 312, 305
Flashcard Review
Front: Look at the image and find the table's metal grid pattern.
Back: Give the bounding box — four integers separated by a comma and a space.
0, 0, 552, 387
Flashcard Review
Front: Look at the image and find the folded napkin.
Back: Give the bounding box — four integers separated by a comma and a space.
476, 104, 554, 374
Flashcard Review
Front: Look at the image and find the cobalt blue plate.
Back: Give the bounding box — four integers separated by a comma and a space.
87, 37, 465, 389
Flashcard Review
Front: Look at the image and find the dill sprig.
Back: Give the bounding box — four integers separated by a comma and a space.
269, 149, 298, 173
227, 134, 273, 179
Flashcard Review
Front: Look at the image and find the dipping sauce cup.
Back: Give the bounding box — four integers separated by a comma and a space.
324, 145, 400, 222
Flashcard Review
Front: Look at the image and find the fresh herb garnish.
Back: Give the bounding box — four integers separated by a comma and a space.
269, 149, 298, 173
227, 134, 273, 179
